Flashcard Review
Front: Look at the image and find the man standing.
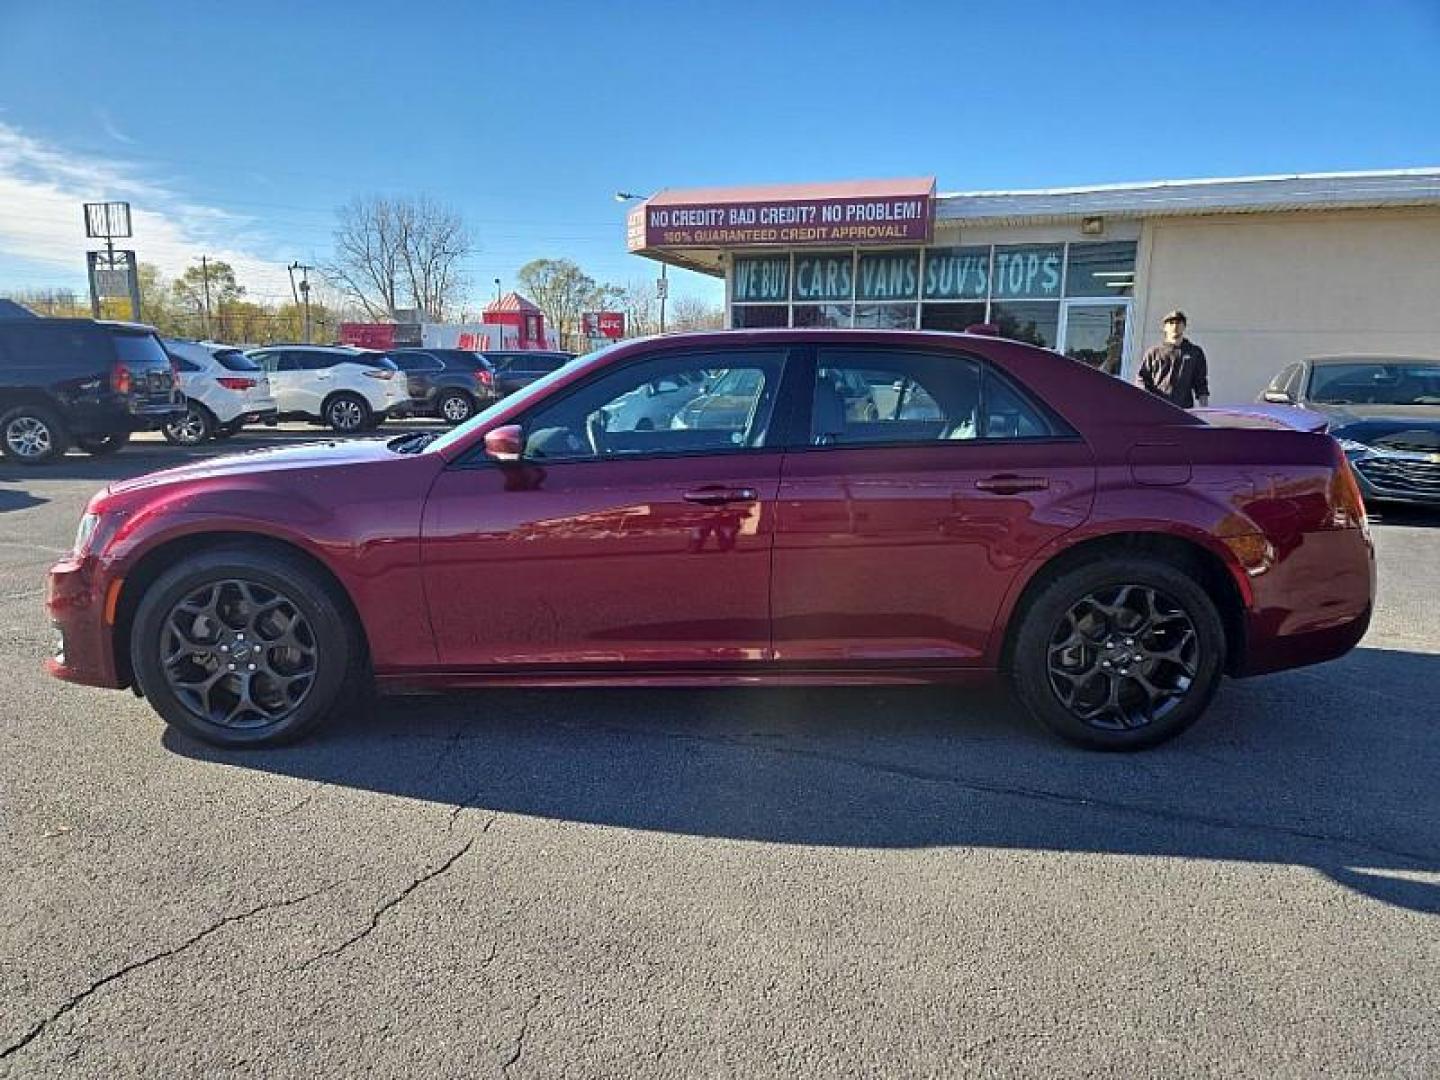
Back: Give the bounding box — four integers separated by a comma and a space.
1137, 310, 1210, 407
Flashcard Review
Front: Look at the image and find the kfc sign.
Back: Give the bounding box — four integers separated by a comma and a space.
582, 311, 626, 339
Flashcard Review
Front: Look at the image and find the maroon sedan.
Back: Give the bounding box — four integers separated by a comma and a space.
45, 330, 1375, 750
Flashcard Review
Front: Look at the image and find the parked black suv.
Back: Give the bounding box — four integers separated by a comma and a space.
382, 348, 502, 425
483, 350, 575, 397
0, 318, 182, 464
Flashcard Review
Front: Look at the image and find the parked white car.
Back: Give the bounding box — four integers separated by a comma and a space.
244, 345, 407, 432
161, 339, 279, 445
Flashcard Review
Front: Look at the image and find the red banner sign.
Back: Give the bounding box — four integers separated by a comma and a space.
628, 180, 935, 250
582, 311, 626, 339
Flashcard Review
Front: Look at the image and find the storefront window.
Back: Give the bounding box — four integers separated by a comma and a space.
733, 256, 790, 303
853, 303, 917, 329
793, 253, 854, 302
1065, 241, 1137, 297
1062, 304, 1128, 373
991, 244, 1064, 299
923, 246, 990, 300
856, 251, 919, 301
731, 305, 788, 329
990, 301, 1059, 348
793, 304, 853, 328
920, 302, 987, 332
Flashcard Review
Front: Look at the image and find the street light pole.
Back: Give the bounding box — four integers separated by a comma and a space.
616, 190, 667, 335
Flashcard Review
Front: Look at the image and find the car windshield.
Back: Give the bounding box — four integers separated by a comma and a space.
423, 344, 613, 456
1308, 361, 1440, 405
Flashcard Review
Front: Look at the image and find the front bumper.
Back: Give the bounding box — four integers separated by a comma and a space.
44, 554, 125, 689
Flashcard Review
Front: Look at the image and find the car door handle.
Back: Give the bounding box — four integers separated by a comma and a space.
974, 474, 1049, 494
683, 486, 758, 505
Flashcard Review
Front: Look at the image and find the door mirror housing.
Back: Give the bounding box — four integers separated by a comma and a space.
484, 424, 524, 462
1262, 390, 1294, 404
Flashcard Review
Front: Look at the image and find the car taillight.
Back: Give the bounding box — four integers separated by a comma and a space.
363, 368, 394, 380
217, 377, 256, 391
474, 369, 494, 389
111, 362, 132, 395
1329, 445, 1368, 531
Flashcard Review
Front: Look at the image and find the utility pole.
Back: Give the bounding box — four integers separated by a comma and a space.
297, 264, 313, 344
658, 262, 668, 334
199, 255, 212, 338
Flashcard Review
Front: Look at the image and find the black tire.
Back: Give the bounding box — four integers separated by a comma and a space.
130, 545, 363, 747
212, 423, 240, 440
76, 432, 131, 456
324, 393, 371, 433
0, 403, 70, 464
162, 403, 215, 446
1010, 556, 1226, 750
436, 390, 476, 425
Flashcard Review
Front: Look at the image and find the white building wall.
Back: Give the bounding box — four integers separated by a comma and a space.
1134, 208, 1440, 403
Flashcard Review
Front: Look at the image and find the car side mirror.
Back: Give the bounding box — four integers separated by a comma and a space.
1262, 390, 1294, 404
484, 424, 524, 462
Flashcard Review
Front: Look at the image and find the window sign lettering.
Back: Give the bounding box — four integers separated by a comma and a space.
991, 244, 1063, 299
923, 246, 990, 300
733, 256, 790, 303
856, 251, 919, 301
794, 254, 854, 302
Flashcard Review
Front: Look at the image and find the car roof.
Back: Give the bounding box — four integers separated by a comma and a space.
1307, 354, 1440, 365
0, 317, 157, 334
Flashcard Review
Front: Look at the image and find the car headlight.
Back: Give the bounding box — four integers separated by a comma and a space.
74, 512, 101, 555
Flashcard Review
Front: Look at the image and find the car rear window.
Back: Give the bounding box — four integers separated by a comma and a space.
214, 349, 262, 372
346, 353, 399, 370
111, 331, 172, 370
494, 353, 568, 374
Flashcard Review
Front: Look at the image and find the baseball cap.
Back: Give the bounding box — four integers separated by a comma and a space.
1162, 310, 1187, 324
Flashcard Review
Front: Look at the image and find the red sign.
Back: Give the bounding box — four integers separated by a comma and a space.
628, 178, 935, 250
582, 311, 626, 339
338, 322, 397, 349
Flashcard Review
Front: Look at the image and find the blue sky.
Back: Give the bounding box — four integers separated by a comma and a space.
1, 0, 1437, 308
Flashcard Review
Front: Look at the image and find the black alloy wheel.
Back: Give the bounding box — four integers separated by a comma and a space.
131, 547, 360, 746
1011, 556, 1225, 750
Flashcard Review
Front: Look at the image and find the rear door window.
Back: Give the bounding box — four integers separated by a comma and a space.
214, 349, 262, 372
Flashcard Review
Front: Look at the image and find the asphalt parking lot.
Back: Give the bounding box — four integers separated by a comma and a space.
1, 426, 1437, 1078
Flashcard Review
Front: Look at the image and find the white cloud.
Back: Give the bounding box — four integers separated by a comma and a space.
95, 108, 135, 146
0, 121, 294, 298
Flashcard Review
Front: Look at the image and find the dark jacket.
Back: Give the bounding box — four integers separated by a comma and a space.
1138, 339, 1209, 408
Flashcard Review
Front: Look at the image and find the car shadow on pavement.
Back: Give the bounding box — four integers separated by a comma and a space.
165, 644, 1440, 914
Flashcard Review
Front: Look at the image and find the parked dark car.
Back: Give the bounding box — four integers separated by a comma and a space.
382, 348, 501, 424
1260, 355, 1440, 505
48, 329, 1373, 752
482, 350, 575, 397
0, 318, 182, 463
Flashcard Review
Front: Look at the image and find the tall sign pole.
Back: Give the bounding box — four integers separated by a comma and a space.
84, 202, 140, 321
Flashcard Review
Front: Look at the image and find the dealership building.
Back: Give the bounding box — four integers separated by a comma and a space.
625, 169, 1440, 403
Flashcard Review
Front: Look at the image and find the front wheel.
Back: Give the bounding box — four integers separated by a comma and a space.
1, 404, 70, 464
1010, 557, 1226, 750
76, 432, 130, 456
130, 546, 362, 747
324, 393, 371, 433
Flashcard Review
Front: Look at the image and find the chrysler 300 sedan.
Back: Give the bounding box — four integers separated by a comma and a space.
46, 330, 1375, 750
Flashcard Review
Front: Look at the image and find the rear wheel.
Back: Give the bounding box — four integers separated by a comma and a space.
324, 393, 370, 433
437, 390, 475, 425
1, 404, 69, 464
76, 432, 130, 456
1010, 557, 1225, 750
130, 546, 362, 747
163, 403, 215, 445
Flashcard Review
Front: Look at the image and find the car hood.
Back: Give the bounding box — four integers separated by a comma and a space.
1318, 405, 1440, 452
107, 437, 401, 496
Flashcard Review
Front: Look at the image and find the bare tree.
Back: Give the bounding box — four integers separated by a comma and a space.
327, 196, 472, 321
616, 278, 659, 337
517, 258, 604, 351
667, 295, 725, 332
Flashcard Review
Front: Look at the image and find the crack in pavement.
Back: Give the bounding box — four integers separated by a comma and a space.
0, 881, 340, 1063
553, 718, 1440, 868
500, 994, 541, 1078
296, 838, 476, 970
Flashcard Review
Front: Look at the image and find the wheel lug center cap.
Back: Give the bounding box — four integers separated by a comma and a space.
230, 638, 254, 662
